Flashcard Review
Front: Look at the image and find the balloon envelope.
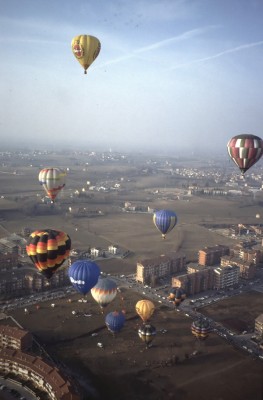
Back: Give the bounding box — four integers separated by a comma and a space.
71, 35, 101, 74
135, 300, 155, 322
138, 324, 156, 347
105, 311, 125, 334
191, 319, 211, 340
39, 167, 66, 202
227, 134, 263, 174
68, 260, 100, 295
91, 277, 117, 308
26, 229, 71, 279
153, 209, 177, 239
168, 287, 186, 307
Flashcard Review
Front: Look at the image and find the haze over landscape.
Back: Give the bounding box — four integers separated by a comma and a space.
1, 1, 263, 400
1, 0, 263, 153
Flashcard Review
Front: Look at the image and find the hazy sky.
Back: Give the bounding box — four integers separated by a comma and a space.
1, 0, 263, 154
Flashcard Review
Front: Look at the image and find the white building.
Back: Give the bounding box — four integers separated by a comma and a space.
108, 245, 119, 255
213, 265, 239, 289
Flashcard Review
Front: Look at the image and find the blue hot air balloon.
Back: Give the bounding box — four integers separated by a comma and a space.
105, 311, 125, 334
153, 209, 177, 239
68, 260, 100, 295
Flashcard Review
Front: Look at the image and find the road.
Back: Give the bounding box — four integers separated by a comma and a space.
1, 274, 263, 362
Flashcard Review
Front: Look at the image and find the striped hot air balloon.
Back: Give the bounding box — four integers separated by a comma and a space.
91, 277, 117, 308
153, 209, 177, 239
227, 134, 263, 174
38, 167, 66, 203
135, 300, 155, 323
26, 229, 71, 279
191, 319, 211, 341
138, 324, 156, 348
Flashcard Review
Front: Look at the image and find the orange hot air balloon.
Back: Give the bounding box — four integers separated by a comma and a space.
135, 300, 155, 323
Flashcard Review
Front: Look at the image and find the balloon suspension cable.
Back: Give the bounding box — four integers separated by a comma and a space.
119, 292, 125, 313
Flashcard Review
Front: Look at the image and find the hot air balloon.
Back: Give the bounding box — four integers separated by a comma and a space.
105, 311, 125, 334
227, 134, 263, 175
153, 209, 177, 239
26, 229, 71, 279
256, 213, 260, 219
135, 300, 155, 323
38, 167, 66, 203
191, 319, 211, 341
68, 260, 100, 295
71, 35, 101, 74
91, 277, 117, 309
168, 287, 186, 307
138, 324, 156, 348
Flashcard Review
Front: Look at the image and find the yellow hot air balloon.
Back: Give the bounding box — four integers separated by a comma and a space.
135, 300, 155, 323
71, 35, 101, 74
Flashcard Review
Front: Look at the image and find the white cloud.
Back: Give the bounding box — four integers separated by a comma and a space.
169, 40, 263, 69
98, 25, 216, 68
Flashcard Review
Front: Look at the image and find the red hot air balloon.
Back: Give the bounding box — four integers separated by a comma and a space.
227, 134, 263, 174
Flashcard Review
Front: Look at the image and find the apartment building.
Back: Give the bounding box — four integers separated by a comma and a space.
198, 245, 229, 266
172, 267, 214, 295
255, 314, 263, 339
213, 265, 239, 289
0, 253, 18, 271
136, 254, 186, 285
0, 267, 70, 296
239, 248, 261, 264
108, 245, 119, 255
187, 264, 214, 288
221, 255, 256, 279
0, 348, 81, 400
0, 326, 32, 351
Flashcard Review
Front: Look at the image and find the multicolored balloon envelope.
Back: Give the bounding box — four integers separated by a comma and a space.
91, 277, 117, 308
105, 311, 125, 334
135, 300, 155, 323
153, 209, 177, 239
26, 229, 71, 279
38, 167, 66, 202
68, 260, 100, 295
191, 319, 211, 341
138, 324, 156, 347
168, 287, 186, 307
227, 134, 263, 174
71, 35, 101, 74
